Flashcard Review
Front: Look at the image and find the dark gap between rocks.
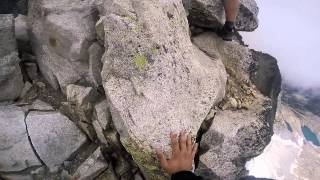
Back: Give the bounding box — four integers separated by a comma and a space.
23, 111, 46, 166
195, 110, 216, 168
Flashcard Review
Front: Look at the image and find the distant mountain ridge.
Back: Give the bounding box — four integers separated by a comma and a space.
282, 83, 320, 117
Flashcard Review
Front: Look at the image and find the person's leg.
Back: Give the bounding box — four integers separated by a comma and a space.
223, 0, 240, 23
218, 0, 240, 41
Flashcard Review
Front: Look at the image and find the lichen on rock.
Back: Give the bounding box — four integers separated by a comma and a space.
134, 53, 148, 72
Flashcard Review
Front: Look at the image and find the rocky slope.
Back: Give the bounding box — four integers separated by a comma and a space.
246, 84, 320, 180
0, 0, 281, 180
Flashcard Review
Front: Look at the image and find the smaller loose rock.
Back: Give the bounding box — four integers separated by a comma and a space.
88, 43, 104, 87
19, 81, 33, 98
229, 97, 238, 109
24, 62, 39, 80
31, 99, 54, 111
96, 165, 118, 180
66, 84, 99, 106
93, 120, 108, 145
73, 147, 109, 180
15, 14, 29, 42
95, 17, 105, 45
94, 100, 110, 130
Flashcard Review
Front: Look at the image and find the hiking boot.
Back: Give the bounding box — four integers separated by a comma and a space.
217, 22, 235, 41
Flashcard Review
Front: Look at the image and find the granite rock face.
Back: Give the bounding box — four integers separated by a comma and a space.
193, 33, 281, 179
0, 14, 24, 101
0, 105, 41, 172
101, 0, 227, 179
184, 0, 259, 31
0, 0, 283, 180
26, 111, 88, 172
28, 0, 100, 91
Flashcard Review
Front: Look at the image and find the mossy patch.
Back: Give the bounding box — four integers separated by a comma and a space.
134, 53, 148, 72
124, 15, 142, 33
124, 15, 138, 22
152, 45, 160, 55
122, 138, 169, 180
132, 24, 143, 33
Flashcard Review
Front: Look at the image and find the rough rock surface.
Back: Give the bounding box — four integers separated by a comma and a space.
73, 147, 109, 180
101, 0, 227, 179
0, 0, 283, 180
94, 100, 110, 131
28, 0, 100, 91
184, 0, 259, 31
26, 111, 88, 172
15, 14, 32, 53
0, 105, 41, 172
0, 14, 24, 101
193, 32, 281, 179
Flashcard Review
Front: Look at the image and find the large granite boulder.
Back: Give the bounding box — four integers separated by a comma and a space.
0, 14, 24, 101
28, 0, 101, 92
184, 0, 259, 31
192, 32, 281, 179
0, 105, 41, 172
101, 0, 227, 179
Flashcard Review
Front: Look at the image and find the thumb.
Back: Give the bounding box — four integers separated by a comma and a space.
156, 149, 168, 169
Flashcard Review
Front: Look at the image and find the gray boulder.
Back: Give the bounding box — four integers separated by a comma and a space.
196, 107, 273, 180
28, 0, 101, 91
0, 105, 41, 172
73, 147, 109, 180
15, 15, 29, 42
94, 100, 110, 131
88, 42, 104, 88
184, 0, 259, 31
15, 14, 32, 54
193, 32, 281, 179
26, 111, 88, 172
96, 165, 118, 180
101, 0, 227, 179
66, 84, 99, 107
0, 14, 24, 101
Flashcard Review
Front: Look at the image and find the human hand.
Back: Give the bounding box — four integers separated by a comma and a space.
156, 132, 198, 174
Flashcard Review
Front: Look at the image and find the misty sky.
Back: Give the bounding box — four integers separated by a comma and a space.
241, 0, 320, 89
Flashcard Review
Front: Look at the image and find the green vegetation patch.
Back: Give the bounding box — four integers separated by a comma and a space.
122, 138, 169, 180
134, 53, 148, 72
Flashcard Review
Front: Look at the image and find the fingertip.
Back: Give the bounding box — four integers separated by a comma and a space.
170, 132, 177, 140
195, 143, 199, 151
193, 143, 199, 151
156, 148, 161, 154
